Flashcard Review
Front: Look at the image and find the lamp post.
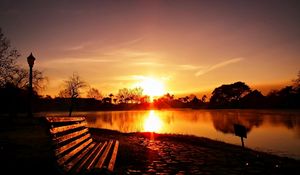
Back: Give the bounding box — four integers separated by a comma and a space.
27, 53, 35, 117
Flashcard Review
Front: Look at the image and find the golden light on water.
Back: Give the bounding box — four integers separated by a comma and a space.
143, 110, 163, 132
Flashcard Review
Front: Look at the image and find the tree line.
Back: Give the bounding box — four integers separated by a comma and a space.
37, 72, 300, 113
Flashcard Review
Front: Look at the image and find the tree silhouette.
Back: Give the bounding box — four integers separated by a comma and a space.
201, 95, 207, 103
189, 96, 203, 109
87, 88, 103, 100
293, 70, 300, 92
0, 28, 47, 115
58, 73, 86, 116
130, 87, 143, 103
117, 88, 130, 104
0, 28, 20, 87
240, 90, 265, 108
0, 28, 47, 91
118, 95, 125, 104
116, 87, 144, 104
210, 81, 251, 108
268, 86, 298, 108
11, 68, 47, 92
108, 93, 114, 103
265, 71, 300, 108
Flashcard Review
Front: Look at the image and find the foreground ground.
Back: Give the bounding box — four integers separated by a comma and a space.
90, 129, 299, 175
0, 117, 299, 174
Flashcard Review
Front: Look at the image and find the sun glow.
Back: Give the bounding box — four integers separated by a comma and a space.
144, 110, 163, 132
138, 77, 165, 98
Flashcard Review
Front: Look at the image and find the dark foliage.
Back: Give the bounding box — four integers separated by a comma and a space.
209, 81, 251, 108
209, 80, 300, 109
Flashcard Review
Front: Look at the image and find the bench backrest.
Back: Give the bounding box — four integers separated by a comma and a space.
45, 116, 94, 172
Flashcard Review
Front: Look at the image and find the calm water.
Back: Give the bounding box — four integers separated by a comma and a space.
40, 109, 300, 159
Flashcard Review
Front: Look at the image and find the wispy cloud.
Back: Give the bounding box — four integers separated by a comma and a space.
114, 75, 147, 81
114, 75, 171, 82
104, 49, 159, 59
131, 61, 164, 67
177, 64, 203, 70
46, 57, 118, 64
119, 37, 144, 47
104, 37, 144, 51
64, 42, 93, 51
65, 45, 85, 51
195, 57, 244, 76
64, 37, 144, 52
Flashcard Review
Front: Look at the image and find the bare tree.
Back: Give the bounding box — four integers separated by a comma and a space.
131, 87, 143, 103
9, 68, 47, 92
0, 28, 47, 92
87, 88, 103, 100
0, 28, 21, 87
117, 87, 144, 104
59, 73, 86, 116
117, 88, 130, 103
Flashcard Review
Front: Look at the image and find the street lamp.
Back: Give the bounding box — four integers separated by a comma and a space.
27, 53, 35, 117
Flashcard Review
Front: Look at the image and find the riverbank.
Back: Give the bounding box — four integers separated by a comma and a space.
0, 118, 299, 174
89, 128, 299, 174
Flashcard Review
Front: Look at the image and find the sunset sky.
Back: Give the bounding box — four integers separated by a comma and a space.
1, 0, 299, 97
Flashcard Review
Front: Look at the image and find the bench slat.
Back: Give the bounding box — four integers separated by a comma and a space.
74, 142, 104, 173
46, 117, 86, 123
57, 138, 93, 166
64, 142, 96, 172
55, 133, 91, 156
108, 140, 119, 171
45, 116, 119, 174
86, 141, 108, 170
53, 128, 89, 144
95, 140, 113, 169
50, 122, 87, 134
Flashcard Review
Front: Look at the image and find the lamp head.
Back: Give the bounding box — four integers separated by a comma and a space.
27, 53, 35, 67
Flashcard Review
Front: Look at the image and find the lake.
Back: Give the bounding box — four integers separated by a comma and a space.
40, 109, 300, 159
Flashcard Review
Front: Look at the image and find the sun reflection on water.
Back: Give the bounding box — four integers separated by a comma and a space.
143, 110, 163, 132
46, 110, 300, 159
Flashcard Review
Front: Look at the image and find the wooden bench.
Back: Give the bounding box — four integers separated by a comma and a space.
45, 116, 119, 174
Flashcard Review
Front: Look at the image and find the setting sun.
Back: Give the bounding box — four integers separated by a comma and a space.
143, 110, 163, 132
138, 77, 165, 98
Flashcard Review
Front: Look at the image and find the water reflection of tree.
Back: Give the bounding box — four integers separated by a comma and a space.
211, 111, 255, 134
103, 112, 113, 125
86, 110, 300, 138
210, 111, 300, 137
87, 111, 150, 132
